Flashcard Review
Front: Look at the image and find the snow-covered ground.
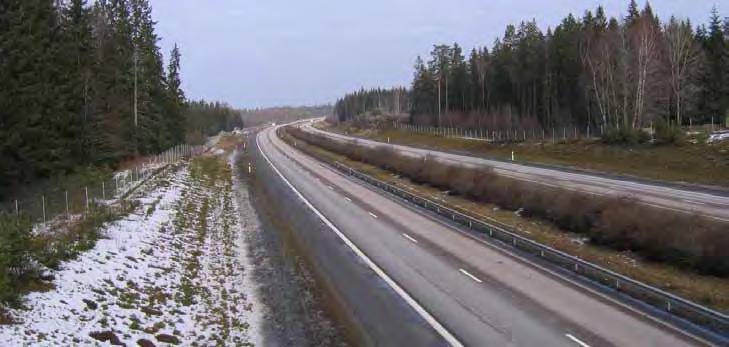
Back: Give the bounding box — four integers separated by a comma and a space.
1, 158, 261, 346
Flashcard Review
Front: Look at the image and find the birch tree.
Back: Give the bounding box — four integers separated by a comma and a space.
664, 17, 699, 125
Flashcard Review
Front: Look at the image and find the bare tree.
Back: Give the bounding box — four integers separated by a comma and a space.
629, 12, 661, 129
664, 17, 698, 125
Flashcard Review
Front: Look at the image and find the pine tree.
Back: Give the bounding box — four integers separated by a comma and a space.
696, 7, 726, 123
166, 44, 186, 144
60, 0, 95, 164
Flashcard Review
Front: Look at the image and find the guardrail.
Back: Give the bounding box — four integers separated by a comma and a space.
327, 160, 729, 342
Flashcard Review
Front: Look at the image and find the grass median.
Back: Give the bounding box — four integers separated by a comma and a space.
281, 125, 729, 313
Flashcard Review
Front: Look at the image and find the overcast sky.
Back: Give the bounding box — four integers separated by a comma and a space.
150, 0, 724, 109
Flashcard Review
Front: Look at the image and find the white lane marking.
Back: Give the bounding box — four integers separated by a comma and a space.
403, 233, 419, 243
565, 334, 591, 347
369, 212, 379, 219
459, 269, 483, 284
327, 185, 334, 190
256, 131, 463, 347
344, 196, 352, 202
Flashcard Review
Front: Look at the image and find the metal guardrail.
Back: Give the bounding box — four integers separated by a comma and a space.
327, 160, 729, 341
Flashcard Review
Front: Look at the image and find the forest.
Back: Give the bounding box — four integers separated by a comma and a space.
0, 0, 240, 198
336, 1, 729, 136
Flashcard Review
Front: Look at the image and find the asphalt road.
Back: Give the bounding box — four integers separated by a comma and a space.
257, 125, 704, 347
302, 122, 729, 222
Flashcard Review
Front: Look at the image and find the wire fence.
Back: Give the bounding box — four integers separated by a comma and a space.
325, 159, 728, 344
394, 122, 599, 143
394, 121, 727, 143
0, 144, 206, 229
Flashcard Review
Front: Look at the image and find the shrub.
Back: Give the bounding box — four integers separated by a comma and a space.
654, 118, 685, 145
0, 213, 34, 304
602, 127, 650, 145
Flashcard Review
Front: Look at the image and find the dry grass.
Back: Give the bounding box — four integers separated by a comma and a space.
325, 124, 729, 188
282, 126, 729, 312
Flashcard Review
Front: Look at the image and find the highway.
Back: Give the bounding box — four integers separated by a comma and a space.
302, 122, 729, 222
256, 124, 704, 346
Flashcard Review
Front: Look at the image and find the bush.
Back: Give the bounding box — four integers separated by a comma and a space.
654, 118, 685, 145
602, 127, 651, 145
0, 213, 34, 304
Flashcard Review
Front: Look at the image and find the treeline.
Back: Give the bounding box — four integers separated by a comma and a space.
334, 88, 410, 122
241, 105, 333, 127
408, 1, 729, 132
0, 0, 185, 196
184, 101, 244, 144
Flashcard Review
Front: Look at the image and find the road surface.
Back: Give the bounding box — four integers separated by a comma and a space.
302, 122, 729, 222
256, 125, 704, 346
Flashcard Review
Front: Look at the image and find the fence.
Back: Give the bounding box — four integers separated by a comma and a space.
0, 143, 206, 228
394, 122, 598, 143
325, 159, 728, 343
394, 121, 728, 144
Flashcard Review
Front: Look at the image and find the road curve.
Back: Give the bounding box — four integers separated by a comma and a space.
302, 122, 729, 222
257, 125, 703, 346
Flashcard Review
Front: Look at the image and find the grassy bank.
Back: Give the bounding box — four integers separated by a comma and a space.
281, 126, 729, 312
323, 123, 729, 188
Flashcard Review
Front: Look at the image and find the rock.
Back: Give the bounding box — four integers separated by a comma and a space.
137, 338, 156, 347
82, 299, 98, 310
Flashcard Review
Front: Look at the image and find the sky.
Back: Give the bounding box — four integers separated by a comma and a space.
150, 0, 724, 109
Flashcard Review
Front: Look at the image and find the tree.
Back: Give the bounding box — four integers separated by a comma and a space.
664, 17, 699, 125
166, 44, 186, 145
696, 7, 727, 124
429, 44, 453, 126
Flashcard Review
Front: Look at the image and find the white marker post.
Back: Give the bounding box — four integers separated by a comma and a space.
511, 151, 515, 161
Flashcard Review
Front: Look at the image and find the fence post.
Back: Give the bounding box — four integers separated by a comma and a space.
42, 195, 46, 225
85, 186, 89, 212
